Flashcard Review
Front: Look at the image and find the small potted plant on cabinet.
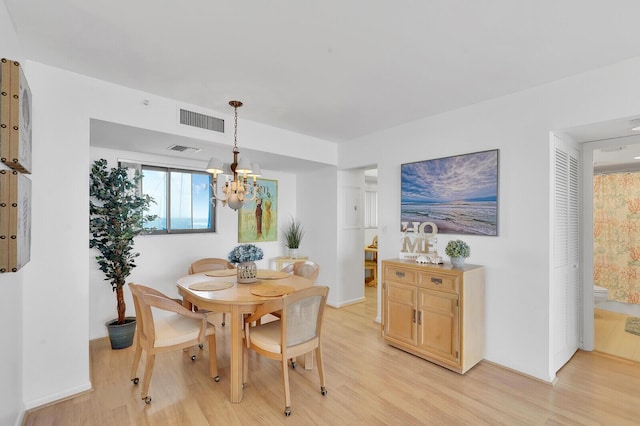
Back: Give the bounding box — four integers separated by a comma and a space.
89, 159, 156, 349
282, 216, 304, 259
445, 239, 470, 268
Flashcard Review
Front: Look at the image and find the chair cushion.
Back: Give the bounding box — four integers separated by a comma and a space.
153, 315, 205, 347
249, 320, 282, 353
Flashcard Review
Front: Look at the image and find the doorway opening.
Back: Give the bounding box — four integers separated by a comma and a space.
591, 143, 640, 362
363, 167, 378, 321
560, 116, 640, 366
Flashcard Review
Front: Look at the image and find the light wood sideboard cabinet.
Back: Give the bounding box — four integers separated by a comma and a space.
382, 259, 485, 374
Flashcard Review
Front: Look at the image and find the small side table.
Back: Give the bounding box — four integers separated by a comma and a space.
274, 256, 309, 271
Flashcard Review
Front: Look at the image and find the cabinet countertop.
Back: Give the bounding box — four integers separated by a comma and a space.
382, 258, 484, 272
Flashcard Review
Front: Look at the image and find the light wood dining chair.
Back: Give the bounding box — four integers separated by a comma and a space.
243, 286, 329, 416
189, 258, 235, 326
280, 260, 320, 284
277, 260, 321, 367
128, 283, 219, 404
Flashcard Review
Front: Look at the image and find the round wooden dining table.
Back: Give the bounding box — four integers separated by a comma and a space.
176, 271, 313, 403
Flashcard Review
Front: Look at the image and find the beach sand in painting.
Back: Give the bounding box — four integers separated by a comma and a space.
401, 200, 497, 236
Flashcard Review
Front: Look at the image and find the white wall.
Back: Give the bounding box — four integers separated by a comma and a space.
339, 56, 640, 383
21, 62, 93, 409
296, 167, 339, 303
336, 170, 366, 306
0, 2, 25, 424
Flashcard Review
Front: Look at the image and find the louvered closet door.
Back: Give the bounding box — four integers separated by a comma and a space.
552, 134, 580, 372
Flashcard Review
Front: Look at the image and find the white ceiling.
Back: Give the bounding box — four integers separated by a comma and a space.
7, 0, 640, 167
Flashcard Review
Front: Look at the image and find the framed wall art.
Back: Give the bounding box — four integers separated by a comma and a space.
0, 167, 31, 272
0, 58, 32, 174
238, 178, 278, 243
401, 149, 499, 236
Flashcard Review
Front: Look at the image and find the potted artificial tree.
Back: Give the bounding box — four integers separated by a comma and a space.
282, 216, 304, 259
89, 159, 156, 349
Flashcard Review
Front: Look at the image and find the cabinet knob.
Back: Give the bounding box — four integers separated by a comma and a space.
396, 271, 405, 278
431, 277, 442, 285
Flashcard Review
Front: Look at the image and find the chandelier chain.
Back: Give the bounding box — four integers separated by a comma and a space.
233, 104, 238, 149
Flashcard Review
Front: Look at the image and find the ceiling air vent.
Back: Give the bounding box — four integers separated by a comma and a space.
167, 144, 202, 153
179, 108, 224, 133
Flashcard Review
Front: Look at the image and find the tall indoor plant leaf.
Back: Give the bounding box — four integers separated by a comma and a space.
89, 159, 156, 325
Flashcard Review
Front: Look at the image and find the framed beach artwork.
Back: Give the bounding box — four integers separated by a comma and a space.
401, 149, 499, 236
238, 178, 278, 243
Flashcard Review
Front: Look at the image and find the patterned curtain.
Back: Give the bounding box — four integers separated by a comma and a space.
594, 173, 640, 305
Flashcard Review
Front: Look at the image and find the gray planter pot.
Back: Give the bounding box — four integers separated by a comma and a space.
450, 257, 466, 268
105, 317, 136, 349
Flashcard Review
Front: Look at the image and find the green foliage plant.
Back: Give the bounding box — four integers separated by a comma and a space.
89, 159, 156, 325
282, 216, 304, 249
445, 239, 470, 258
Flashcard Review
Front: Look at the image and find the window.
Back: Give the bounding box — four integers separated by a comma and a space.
364, 190, 378, 229
122, 162, 215, 234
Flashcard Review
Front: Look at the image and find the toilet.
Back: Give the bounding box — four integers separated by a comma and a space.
594, 285, 609, 305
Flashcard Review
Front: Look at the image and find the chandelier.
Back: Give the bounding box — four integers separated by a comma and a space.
206, 100, 261, 210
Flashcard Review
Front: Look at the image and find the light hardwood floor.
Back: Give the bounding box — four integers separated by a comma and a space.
24, 287, 640, 425
594, 308, 640, 362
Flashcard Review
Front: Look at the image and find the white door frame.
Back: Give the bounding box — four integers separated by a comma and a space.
580, 141, 596, 351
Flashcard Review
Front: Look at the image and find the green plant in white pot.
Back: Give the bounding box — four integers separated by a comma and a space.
282, 216, 304, 259
89, 159, 156, 349
445, 239, 470, 268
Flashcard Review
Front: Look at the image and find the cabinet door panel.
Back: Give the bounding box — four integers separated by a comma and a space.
417, 289, 459, 363
384, 282, 416, 345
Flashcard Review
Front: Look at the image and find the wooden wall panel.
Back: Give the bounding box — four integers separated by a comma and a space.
0, 57, 32, 174
0, 167, 31, 272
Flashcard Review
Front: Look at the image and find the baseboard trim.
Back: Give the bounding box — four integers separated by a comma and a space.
328, 296, 365, 308
481, 360, 557, 386
23, 383, 93, 411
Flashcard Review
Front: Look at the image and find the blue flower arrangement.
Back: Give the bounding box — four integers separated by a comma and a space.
228, 244, 264, 264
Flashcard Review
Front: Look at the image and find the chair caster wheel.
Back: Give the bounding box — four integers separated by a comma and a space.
284, 407, 291, 416
214, 376, 220, 382
198, 344, 204, 350
132, 378, 139, 385
191, 355, 196, 361
321, 386, 327, 396
143, 396, 151, 404
221, 321, 225, 326
290, 360, 297, 369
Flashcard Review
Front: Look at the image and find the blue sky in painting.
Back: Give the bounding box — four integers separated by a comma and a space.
401, 150, 498, 203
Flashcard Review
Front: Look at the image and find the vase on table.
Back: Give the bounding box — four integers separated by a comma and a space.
288, 248, 300, 259
450, 257, 465, 268
237, 261, 257, 283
